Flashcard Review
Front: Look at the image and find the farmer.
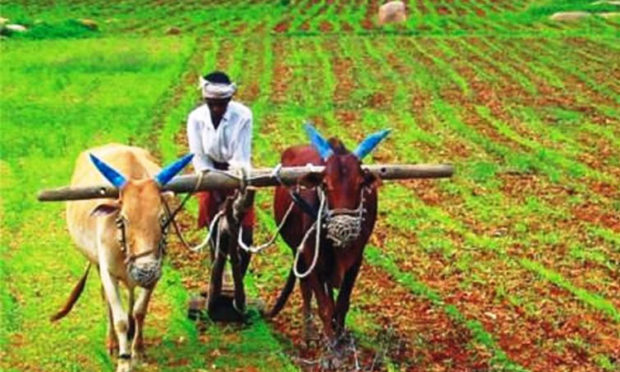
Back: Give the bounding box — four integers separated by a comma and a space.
186, 71, 255, 264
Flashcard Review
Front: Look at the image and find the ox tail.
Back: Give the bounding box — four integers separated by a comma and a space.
50, 262, 92, 322
266, 268, 296, 318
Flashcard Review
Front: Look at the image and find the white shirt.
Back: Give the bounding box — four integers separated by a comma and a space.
186, 101, 253, 172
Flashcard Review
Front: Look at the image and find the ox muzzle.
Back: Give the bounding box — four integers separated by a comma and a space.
116, 215, 167, 288
322, 187, 368, 248
128, 259, 162, 288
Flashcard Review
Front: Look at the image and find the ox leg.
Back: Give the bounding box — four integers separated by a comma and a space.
103, 285, 118, 355
300, 279, 318, 345
106, 300, 119, 355
307, 273, 336, 343
127, 289, 135, 342
131, 286, 153, 363
334, 260, 362, 339
99, 267, 132, 372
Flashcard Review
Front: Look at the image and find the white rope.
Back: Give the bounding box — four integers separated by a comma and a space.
293, 189, 326, 279
237, 201, 295, 253
237, 162, 294, 253
190, 210, 225, 253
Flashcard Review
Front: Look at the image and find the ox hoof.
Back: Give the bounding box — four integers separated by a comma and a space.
320, 348, 345, 370
302, 331, 321, 349
115, 359, 132, 372
131, 350, 145, 365
303, 320, 319, 347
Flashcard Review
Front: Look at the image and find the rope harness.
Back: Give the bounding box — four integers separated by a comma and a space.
292, 186, 368, 278
292, 188, 326, 278
188, 164, 369, 279
114, 214, 166, 288
115, 215, 168, 266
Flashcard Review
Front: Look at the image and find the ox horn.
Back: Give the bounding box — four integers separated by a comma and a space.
89, 154, 127, 188
155, 153, 194, 186
353, 129, 391, 160
305, 122, 333, 160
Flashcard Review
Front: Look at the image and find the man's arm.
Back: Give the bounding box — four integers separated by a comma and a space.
187, 113, 213, 173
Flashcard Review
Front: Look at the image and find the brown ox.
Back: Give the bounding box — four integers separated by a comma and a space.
53, 144, 192, 372
268, 125, 389, 346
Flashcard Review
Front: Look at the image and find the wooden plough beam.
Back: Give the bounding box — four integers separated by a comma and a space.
37, 164, 454, 202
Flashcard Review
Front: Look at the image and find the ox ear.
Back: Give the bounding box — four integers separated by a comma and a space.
155, 153, 194, 186
353, 129, 391, 160
89, 154, 127, 188
90, 203, 119, 217
304, 122, 333, 160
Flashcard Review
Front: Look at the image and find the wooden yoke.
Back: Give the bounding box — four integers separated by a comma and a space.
38, 164, 454, 202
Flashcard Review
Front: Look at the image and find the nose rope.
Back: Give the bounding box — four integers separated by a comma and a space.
191, 210, 225, 253
291, 186, 368, 278
237, 164, 297, 254
237, 201, 294, 253
293, 188, 327, 279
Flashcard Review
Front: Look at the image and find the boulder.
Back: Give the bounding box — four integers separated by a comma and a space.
79, 18, 98, 30
166, 26, 181, 35
378, 1, 407, 25
5, 24, 27, 32
549, 11, 592, 21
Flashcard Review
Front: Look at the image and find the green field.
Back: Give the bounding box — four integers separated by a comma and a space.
1, 1, 619, 371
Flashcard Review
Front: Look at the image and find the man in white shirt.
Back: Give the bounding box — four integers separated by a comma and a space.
187, 71, 255, 265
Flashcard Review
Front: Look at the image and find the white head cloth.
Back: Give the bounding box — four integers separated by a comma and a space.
198, 76, 237, 99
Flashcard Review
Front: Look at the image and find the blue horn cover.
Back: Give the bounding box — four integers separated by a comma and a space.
89, 153, 127, 188
155, 153, 194, 186
304, 123, 333, 160
353, 129, 391, 159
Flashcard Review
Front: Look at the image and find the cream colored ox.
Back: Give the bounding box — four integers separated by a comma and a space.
52, 144, 193, 372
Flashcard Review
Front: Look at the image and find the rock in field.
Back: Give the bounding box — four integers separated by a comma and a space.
549, 11, 592, 21
378, 1, 407, 25
5, 24, 27, 32
166, 26, 181, 35
79, 18, 98, 30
